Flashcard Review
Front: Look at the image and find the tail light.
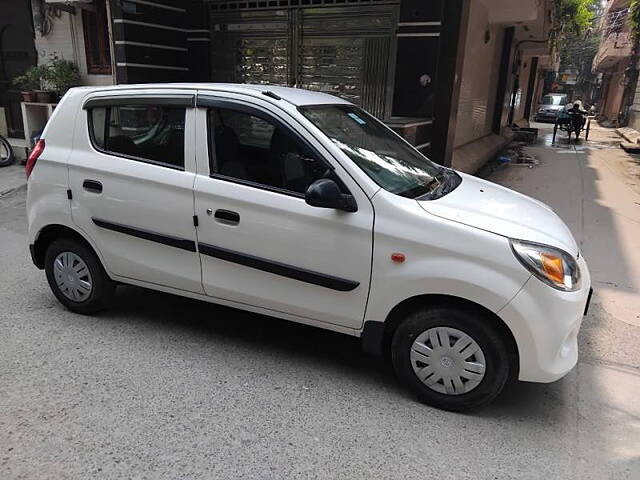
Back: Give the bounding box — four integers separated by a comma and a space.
26, 139, 45, 178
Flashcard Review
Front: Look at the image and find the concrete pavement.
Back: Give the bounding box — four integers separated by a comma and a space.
1, 123, 639, 479
0, 164, 26, 196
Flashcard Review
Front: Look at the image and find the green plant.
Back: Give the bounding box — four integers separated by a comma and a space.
553, 0, 597, 35
549, 0, 599, 56
11, 66, 43, 91
630, 0, 640, 39
41, 57, 80, 95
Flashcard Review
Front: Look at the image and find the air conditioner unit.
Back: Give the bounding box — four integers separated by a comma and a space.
44, 0, 95, 13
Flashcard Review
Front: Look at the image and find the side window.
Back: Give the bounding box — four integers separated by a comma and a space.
89, 104, 185, 169
91, 107, 107, 149
208, 107, 328, 195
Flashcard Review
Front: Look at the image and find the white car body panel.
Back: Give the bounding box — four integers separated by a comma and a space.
192, 96, 374, 329
66, 88, 203, 293
26, 93, 79, 246
419, 173, 579, 256
498, 254, 591, 382
364, 189, 532, 323
26, 83, 593, 387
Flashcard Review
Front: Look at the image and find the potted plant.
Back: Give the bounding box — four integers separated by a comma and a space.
41, 57, 80, 101
11, 67, 42, 102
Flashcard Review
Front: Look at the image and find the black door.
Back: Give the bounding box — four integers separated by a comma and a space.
0, 0, 37, 138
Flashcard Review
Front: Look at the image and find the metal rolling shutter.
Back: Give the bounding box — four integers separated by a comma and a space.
207, 1, 398, 118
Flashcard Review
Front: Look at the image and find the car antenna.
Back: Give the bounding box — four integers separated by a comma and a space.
262, 91, 281, 100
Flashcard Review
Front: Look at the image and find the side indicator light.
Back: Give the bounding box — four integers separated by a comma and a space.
391, 253, 406, 263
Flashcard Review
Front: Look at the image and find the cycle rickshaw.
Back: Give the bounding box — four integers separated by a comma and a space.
551, 103, 591, 144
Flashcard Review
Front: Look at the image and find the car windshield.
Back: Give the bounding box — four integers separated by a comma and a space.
542, 95, 567, 106
299, 104, 457, 199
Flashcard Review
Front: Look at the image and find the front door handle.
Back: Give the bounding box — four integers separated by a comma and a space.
214, 209, 240, 225
83, 179, 103, 194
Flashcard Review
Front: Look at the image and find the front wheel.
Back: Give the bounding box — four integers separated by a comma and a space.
391, 306, 511, 411
585, 119, 591, 140
45, 238, 115, 314
0, 135, 14, 167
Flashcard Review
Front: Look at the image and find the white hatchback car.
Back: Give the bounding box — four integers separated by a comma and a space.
26, 84, 592, 411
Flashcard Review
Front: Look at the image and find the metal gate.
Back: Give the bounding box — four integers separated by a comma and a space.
208, 2, 398, 118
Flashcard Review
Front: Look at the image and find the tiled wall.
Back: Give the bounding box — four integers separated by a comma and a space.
453, 0, 503, 148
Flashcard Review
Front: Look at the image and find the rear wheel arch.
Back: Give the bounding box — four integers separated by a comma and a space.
32, 224, 101, 270
363, 294, 519, 377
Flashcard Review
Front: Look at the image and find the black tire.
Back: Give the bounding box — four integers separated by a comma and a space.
585, 119, 591, 140
391, 306, 511, 412
44, 238, 115, 314
0, 135, 14, 167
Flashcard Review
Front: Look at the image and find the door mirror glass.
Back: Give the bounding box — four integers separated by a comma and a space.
305, 179, 357, 212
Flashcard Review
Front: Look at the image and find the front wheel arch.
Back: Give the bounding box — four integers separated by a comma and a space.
364, 294, 519, 379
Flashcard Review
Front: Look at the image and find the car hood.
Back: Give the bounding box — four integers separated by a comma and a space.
418, 173, 579, 256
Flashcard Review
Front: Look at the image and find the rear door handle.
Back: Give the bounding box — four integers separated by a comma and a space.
83, 179, 103, 194
214, 209, 240, 225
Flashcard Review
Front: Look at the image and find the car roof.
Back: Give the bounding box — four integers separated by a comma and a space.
72, 83, 352, 107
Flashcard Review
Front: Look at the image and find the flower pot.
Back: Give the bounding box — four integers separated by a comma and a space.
21, 91, 37, 102
35, 90, 55, 103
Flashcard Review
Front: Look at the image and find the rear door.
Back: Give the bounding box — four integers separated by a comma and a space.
192, 95, 374, 329
68, 90, 202, 293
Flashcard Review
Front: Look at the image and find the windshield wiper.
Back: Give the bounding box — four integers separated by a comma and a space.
417, 170, 461, 200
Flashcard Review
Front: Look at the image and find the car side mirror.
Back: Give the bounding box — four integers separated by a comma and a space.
305, 178, 357, 213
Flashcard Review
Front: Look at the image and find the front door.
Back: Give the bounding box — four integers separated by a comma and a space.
69, 92, 202, 293
193, 97, 373, 329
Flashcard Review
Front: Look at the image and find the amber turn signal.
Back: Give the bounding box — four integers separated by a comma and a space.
391, 253, 405, 263
540, 253, 564, 284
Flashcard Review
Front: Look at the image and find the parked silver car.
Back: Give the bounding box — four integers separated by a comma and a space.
535, 93, 569, 122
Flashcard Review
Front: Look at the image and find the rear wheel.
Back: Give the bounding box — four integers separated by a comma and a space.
391, 306, 511, 411
44, 238, 115, 314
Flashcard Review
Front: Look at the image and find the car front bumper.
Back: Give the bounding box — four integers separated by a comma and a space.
498, 254, 591, 383
535, 112, 560, 122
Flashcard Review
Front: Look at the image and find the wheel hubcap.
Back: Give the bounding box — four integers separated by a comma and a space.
53, 252, 93, 302
410, 327, 486, 395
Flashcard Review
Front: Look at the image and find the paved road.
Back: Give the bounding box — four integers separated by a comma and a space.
0, 164, 26, 194
1, 124, 639, 479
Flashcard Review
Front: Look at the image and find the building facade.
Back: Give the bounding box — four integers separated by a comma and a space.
1, 0, 551, 171
592, 0, 635, 126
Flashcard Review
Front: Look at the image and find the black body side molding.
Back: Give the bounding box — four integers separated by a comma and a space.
198, 242, 359, 292
92, 218, 196, 252
91, 218, 358, 291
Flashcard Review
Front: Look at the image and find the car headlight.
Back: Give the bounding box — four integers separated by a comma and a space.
510, 239, 580, 291
538, 107, 546, 113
